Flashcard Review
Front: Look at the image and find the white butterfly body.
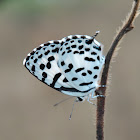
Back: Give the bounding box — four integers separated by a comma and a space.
23, 34, 105, 102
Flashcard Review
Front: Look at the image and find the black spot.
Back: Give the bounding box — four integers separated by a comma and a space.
37, 46, 42, 50
46, 62, 51, 69
72, 77, 78, 81
31, 65, 35, 71
77, 97, 83, 101
75, 67, 84, 73
63, 78, 68, 82
27, 62, 30, 65
60, 48, 63, 51
61, 61, 65, 66
62, 51, 65, 55
51, 45, 55, 47
54, 41, 59, 44
42, 72, 47, 78
40, 64, 45, 70
79, 51, 84, 54
42, 78, 45, 82
82, 72, 87, 76
66, 47, 70, 50
71, 45, 76, 48
34, 75, 38, 79
38, 54, 43, 58
50, 73, 62, 88
36, 52, 38, 54
78, 45, 83, 50
79, 82, 93, 86
91, 52, 97, 55
67, 50, 72, 53
66, 38, 71, 42
73, 51, 79, 54
64, 64, 73, 73
87, 70, 92, 75
65, 43, 68, 46
26, 56, 30, 61
31, 56, 34, 59
61, 41, 64, 46
81, 36, 86, 39
43, 48, 46, 50
94, 66, 99, 69
93, 46, 101, 51
34, 59, 38, 63
44, 42, 50, 46
98, 47, 101, 51
48, 56, 55, 61
30, 51, 35, 55
85, 48, 90, 51
71, 40, 74, 43
68, 63, 73, 69
93, 75, 98, 79
84, 57, 95, 62
97, 56, 100, 61
65, 69, 71, 73
78, 40, 82, 43
52, 48, 59, 53
44, 50, 50, 55
72, 36, 77, 39
85, 39, 93, 45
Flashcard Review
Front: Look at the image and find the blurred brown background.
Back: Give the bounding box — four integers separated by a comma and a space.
0, 0, 140, 140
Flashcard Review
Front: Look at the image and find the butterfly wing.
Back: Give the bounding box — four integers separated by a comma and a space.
23, 40, 72, 88
23, 39, 92, 97
23, 35, 105, 97
58, 35, 105, 92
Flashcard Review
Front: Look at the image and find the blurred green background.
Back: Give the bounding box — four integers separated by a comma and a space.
0, 0, 140, 140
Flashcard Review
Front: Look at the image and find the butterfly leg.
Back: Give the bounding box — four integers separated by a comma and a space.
69, 98, 77, 120
87, 95, 96, 105
97, 85, 107, 88
91, 92, 97, 99
91, 92, 105, 99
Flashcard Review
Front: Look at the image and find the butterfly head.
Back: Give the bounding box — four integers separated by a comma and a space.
85, 31, 100, 43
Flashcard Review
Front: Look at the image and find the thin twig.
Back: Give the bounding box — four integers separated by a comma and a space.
95, 1, 140, 140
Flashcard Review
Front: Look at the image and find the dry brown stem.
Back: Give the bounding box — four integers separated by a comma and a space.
95, 1, 140, 140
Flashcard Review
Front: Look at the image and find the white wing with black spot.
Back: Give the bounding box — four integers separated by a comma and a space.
23, 40, 73, 89
58, 35, 105, 93
23, 35, 105, 97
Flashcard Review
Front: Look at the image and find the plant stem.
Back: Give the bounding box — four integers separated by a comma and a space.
95, 1, 140, 140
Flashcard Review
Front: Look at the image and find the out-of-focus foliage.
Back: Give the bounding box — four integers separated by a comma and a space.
0, 0, 109, 14
0, 0, 110, 24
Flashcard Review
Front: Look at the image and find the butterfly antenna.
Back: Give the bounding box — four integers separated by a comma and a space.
93, 31, 100, 38
54, 96, 74, 107
69, 99, 77, 120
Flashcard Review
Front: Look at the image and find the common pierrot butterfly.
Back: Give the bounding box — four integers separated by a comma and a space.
23, 31, 105, 109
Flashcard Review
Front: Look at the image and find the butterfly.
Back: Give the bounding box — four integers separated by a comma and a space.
23, 31, 105, 105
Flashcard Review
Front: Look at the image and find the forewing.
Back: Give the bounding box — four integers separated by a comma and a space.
23, 40, 73, 91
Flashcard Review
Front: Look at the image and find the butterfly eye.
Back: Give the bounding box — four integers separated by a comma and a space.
85, 39, 93, 45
